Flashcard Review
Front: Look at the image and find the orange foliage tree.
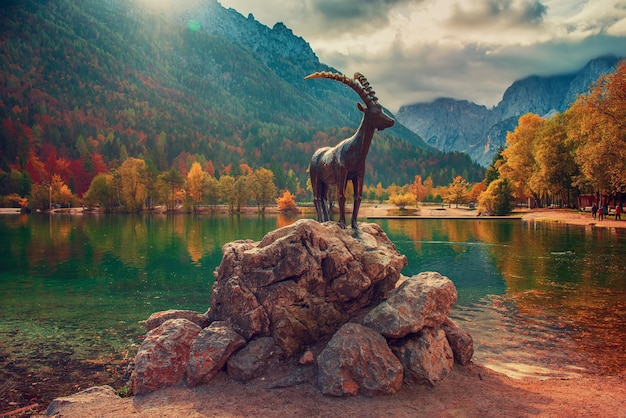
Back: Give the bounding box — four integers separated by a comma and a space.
276, 190, 298, 212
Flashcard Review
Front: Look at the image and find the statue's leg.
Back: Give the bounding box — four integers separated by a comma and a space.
313, 197, 323, 222
351, 177, 363, 229
320, 185, 330, 221
337, 175, 348, 229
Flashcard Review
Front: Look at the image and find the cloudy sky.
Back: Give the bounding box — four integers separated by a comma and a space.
219, 0, 626, 112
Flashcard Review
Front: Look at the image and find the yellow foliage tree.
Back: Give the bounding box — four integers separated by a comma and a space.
276, 190, 298, 212
389, 193, 414, 210
568, 60, 626, 195
187, 162, 205, 211
249, 168, 277, 212
51, 174, 75, 207
409, 175, 427, 206
499, 113, 545, 204
445, 175, 470, 207
218, 175, 236, 213
117, 157, 148, 212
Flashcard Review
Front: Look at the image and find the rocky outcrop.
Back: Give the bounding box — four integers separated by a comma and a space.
130, 220, 473, 398
208, 219, 407, 355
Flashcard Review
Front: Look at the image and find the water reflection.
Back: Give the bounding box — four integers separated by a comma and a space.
377, 218, 626, 377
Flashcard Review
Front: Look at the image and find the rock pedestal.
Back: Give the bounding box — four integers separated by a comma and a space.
131, 219, 474, 397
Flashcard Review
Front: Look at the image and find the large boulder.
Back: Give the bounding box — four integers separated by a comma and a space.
317, 323, 403, 397
391, 327, 454, 385
132, 319, 201, 395
186, 321, 246, 386
362, 272, 457, 338
208, 219, 407, 355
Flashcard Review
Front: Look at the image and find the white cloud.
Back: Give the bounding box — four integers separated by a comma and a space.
219, 0, 626, 111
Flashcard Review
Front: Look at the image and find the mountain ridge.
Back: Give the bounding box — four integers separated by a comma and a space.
397, 55, 622, 166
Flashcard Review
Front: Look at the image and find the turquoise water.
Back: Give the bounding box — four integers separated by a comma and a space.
1, 214, 625, 411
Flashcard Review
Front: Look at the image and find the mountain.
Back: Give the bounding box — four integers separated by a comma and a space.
396, 56, 622, 166
0, 0, 485, 198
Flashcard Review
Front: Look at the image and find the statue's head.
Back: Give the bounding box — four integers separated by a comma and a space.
305, 71, 395, 131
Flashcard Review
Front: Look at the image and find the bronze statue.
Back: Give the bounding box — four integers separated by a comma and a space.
306, 71, 395, 229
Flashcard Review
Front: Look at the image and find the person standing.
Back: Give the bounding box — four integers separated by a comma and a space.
592, 203, 598, 220
598, 205, 604, 220
616, 204, 622, 220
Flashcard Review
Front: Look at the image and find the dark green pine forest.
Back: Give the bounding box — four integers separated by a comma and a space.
0, 0, 484, 199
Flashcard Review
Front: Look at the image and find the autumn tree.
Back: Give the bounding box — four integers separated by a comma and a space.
409, 175, 428, 206
249, 167, 277, 212
478, 177, 515, 215
389, 193, 414, 210
84, 173, 117, 211
116, 157, 148, 212
499, 113, 545, 205
445, 176, 470, 207
233, 175, 248, 212
276, 190, 298, 212
531, 115, 578, 207
218, 175, 236, 213
203, 174, 220, 210
186, 162, 205, 212
375, 182, 385, 204
159, 167, 184, 211
468, 182, 487, 203
28, 182, 53, 211
50, 174, 76, 207
568, 60, 626, 196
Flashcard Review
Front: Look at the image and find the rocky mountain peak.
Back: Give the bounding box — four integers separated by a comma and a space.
397, 56, 622, 166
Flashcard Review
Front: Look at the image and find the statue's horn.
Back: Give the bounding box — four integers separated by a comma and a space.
305, 71, 375, 106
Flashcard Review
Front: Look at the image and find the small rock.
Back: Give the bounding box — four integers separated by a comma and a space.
145, 309, 210, 331
391, 327, 454, 386
299, 350, 315, 365
442, 318, 474, 365
186, 321, 246, 386
46, 386, 120, 416
227, 337, 285, 383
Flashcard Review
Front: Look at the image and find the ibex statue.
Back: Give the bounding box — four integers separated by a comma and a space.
306, 71, 395, 229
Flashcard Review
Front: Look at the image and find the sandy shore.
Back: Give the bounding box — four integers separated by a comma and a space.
30, 205, 626, 417
39, 364, 626, 418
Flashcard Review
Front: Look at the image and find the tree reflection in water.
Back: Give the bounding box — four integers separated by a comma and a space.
378, 218, 626, 377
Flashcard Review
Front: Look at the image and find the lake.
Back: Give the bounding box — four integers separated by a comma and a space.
1, 213, 625, 411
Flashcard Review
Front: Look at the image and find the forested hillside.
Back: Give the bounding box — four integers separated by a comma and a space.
0, 0, 484, 206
